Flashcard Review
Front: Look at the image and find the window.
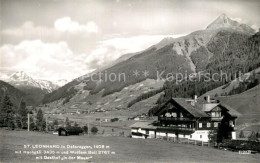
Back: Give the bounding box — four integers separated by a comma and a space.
215, 111, 221, 117
190, 135, 192, 138
211, 111, 221, 117
199, 123, 202, 128
207, 123, 211, 128
171, 112, 177, 117
200, 135, 202, 138
214, 122, 218, 127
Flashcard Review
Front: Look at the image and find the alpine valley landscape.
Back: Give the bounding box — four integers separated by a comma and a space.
35, 14, 260, 127
1, 0, 260, 162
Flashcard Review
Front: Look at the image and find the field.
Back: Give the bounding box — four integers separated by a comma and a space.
1, 130, 260, 162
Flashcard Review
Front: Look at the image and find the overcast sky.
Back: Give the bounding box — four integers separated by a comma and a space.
1, 0, 260, 81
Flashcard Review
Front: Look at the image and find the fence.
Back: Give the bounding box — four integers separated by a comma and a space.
157, 136, 212, 147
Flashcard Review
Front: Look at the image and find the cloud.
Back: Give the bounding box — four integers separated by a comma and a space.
0, 35, 184, 81
1, 21, 58, 38
54, 17, 99, 34
85, 34, 184, 67
1, 18, 99, 38
0, 72, 9, 80
0, 40, 91, 81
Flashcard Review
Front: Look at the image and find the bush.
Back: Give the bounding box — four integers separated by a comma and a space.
221, 140, 260, 152
111, 118, 119, 122
67, 126, 83, 135
82, 126, 88, 133
91, 126, 98, 134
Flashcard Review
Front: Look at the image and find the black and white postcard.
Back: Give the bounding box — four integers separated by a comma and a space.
0, 0, 260, 162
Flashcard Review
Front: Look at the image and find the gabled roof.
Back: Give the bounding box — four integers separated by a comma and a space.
219, 103, 241, 117
172, 98, 209, 117
156, 98, 241, 118
202, 103, 219, 112
156, 98, 209, 117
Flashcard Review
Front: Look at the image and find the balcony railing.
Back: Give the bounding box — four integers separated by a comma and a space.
157, 126, 196, 131
158, 117, 195, 121
211, 116, 223, 121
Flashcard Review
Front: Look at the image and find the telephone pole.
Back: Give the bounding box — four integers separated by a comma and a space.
46, 116, 48, 132
27, 113, 30, 131
88, 110, 90, 135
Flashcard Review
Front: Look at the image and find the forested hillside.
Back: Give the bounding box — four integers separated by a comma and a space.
149, 32, 260, 115
0, 80, 34, 107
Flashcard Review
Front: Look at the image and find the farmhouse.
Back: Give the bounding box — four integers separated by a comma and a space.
130, 95, 241, 142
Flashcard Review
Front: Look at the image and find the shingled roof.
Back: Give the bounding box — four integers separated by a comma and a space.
156, 98, 209, 117
172, 98, 209, 117
219, 103, 241, 117
156, 98, 241, 118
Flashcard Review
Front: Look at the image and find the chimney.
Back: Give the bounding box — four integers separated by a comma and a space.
191, 101, 195, 106
194, 95, 197, 103
207, 95, 210, 103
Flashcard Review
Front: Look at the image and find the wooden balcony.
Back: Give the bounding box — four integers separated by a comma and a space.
211, 116, 223, 121
158, 117, 195, 121
157, 126, 196, 133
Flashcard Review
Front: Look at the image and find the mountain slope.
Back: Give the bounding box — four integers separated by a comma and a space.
7, 71, 59, 105
42, 14, 257, 116
217, 84, 260, 125
0, 80, 34, 106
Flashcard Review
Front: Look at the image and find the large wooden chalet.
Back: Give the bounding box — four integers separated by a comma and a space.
130, 95, 241, 142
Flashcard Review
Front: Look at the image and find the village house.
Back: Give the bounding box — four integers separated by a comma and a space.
130, 95, 241, 142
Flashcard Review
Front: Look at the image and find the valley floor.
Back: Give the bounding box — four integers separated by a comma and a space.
0, 130, 260, 162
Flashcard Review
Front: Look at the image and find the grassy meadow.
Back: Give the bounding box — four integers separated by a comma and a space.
1, 130, 260, 162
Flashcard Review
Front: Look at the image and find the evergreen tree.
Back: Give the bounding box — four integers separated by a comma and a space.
36, 109, 44, 131
52, 119, 58, 130
239, 130, 245, 138
256, 132, 260, 138
248, 131, 257, 141
0, 94, 15, 128
29, 116, 35, 131
17, 100, 28, 129
65, 117, 71, 128
42, 117, 46, 131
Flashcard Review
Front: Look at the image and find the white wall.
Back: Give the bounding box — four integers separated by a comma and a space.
189, 130, 210, 142
132, 128, 210, 142
232, 131, 236, 140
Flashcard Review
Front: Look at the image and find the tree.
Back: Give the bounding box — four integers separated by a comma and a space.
65, 117, 71, 128
74, 122, 78, 127
256, 132, 260, 138
91, 126, 98, 134
29, 116, 35, 131
239, 130, 245, 138
0, 94, 15, 128
17, 100, 28, 129
36, 109, 44, 131
82, 126, 88, 133
52, 119, 59, 130
42, 117, 46, 131
248, 131, 257, 141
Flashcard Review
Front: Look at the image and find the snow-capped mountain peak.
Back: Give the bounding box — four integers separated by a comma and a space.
206, 13, 255, 34
7, 71, 59, 93
9, 71, 34, 82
